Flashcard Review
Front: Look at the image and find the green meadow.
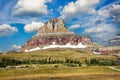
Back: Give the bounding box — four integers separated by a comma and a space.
0, 49, 120, 80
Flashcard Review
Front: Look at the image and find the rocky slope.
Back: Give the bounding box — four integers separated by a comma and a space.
20, 18, 92, 52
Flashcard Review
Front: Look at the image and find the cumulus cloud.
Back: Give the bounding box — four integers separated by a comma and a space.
11, 44, 21, 50
69, 24, 80, 29
60, 0, 99, 20
81, 3, 119, 44
13, 0, 51, 17
24, 21, 44, 32
0, 24, 18, 36
60, 2, 120, 45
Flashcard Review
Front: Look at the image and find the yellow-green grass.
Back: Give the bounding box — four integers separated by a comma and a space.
0, 66, 120, 80
0, 49, 119, 80
0, 49, 117, 62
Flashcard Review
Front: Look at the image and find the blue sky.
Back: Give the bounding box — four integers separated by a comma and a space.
0, 0, 120, 52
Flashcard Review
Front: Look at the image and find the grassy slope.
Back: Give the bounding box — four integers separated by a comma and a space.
0, 66, 120, 80
0, 49, 117, 62
0, 49, 119, 80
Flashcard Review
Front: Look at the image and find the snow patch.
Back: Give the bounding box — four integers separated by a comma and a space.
52, 42, 56, 44
93, 51, 101, 54
43, 43, 87, 49
25, 47, 41, 52
25, 43, 87, 52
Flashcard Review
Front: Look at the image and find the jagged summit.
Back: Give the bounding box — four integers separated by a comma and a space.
35, 18, 74, 37
20, 18, 92, 52
40, 18, 69, 33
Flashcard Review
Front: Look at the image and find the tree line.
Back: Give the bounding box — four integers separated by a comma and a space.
0, 57, 120, 67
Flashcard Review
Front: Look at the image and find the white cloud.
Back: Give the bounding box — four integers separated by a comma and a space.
69, 24, 80, 29
97, 4, 120, 21
81, 4, 120, 45
11, 44, 21, 50
97, 4, 120, 22
88, 8, 96, 14
84, 25, 111, 33
24, 21, 44, 32
0, 24, 18, 36
60, 0, 99, 20
13, 0, 51, 17
59, 1, 119, 45
84, 23, 118, 40
98, 9, 110, 18
110, 4, 120, 22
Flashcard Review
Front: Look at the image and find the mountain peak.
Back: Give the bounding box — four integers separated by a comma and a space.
20, 18, 92, 52
38, 18, 69, 33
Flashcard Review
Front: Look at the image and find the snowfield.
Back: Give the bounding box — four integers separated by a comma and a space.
25, 47, 41, 52
25, 43, 87, 52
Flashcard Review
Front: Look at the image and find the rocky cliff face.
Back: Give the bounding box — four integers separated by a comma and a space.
20, 18, 92, 52
34, 18, 73, 37
39, 18, 69, 33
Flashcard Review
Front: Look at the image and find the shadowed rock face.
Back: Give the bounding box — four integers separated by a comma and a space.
20, 18, 92, 52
